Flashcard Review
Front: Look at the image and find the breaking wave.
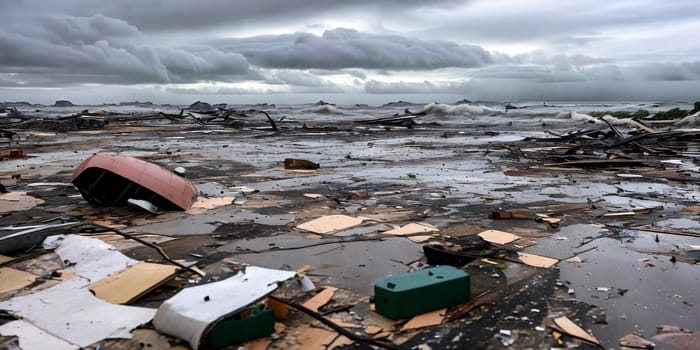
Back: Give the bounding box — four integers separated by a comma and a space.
417, 102, 501, 116
303, 105, 345, 114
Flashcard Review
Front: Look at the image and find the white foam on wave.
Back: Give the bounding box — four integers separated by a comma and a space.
303, 105, 345, 114
674, 111, 700, 128
418, 102, 500, 115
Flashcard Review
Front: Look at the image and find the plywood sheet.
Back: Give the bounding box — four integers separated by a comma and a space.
553, 316, 600, 345
90, 262, 179, 304
517, 252, 559, 268
407, 235, 434, 243
477, 230, 520, 244
383, 223, 438, 236
297, 215, 363, 234
0, 267, 37, 294
0, 192, 45, 214
401, 308, 446, 330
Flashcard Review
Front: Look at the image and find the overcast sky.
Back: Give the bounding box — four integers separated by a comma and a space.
1, 0, 699, 104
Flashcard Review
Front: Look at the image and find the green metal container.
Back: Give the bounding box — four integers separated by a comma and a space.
200, 306, 274, 350
374, 266, 470, 319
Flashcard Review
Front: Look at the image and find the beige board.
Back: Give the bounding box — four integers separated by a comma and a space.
187, 197, 235, 213
383, 222, 438, 236
302, 286, 338, 312
517, 252, 559, 268
407, 235, 434, 243
478, 230, 521, 244
297, 215, 363, 235
294, 325, 340, 350
553, 316, 600, 345
0, 192, 45, 214
89, 262, 179, 304
0, 268, 37, 294
401, 308, 446, 331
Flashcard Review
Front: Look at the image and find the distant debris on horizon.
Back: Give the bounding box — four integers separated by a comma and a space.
187, 100, 214, 112
381, 100, 420, 107
118, 101, 154, 107
52, 100, 75, 107
454, 99, 472, 105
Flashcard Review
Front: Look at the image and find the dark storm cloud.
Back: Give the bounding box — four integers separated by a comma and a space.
215, 28, 493, 70
0, 14, 256, 86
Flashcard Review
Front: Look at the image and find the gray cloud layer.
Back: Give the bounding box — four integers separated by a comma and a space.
0, 14, 255, 86
1, 0, 700, 102
215, 28, 493, 70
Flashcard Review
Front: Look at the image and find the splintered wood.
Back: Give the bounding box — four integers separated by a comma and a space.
302, 286, 338, 312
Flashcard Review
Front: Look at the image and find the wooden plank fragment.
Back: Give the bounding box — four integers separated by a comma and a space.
302, 287, 338, 312
553, 316, 600, 346
384, 223, 438, 236
478, 230, 521, 245
89, 262, 179, 304
0, 268, 37, 294
517, 252, 559, 268
297, 215, 363, 235
401, 308, 446, 331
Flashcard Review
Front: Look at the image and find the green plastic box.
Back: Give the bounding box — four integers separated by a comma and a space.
374, 266, 470, 319
200, 306, 274, 350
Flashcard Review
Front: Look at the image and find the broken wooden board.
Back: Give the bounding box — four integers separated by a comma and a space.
0, 254, 14, 264
552, 316, 600, 346
383, 222, 438, 236
477, 230, 521, 245
401, 308, 446, 331
517, 252, 559, 268
187, 197, 235, 214
364, 326, 383, 335
89, 262, 179, 304
619, 332, 655, 349
303, 193, 325, 199
407, 235, 434, 243
682, 205, 700, 214
302, 286, 338, 312
284, 158, 319, 170
0, 192, 45, 214
491, 209, 536, 220
241, 338, 272, 350
297, 215, 363, 235
293, 325, 340, 350
0, 267, 37, 294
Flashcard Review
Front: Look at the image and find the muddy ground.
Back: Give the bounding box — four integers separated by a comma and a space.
1, 110, 699, 349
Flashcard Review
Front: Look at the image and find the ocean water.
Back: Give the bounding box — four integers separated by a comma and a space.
4, 100, 694, 124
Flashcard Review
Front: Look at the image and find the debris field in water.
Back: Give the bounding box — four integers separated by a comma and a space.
1, 101, 699, 349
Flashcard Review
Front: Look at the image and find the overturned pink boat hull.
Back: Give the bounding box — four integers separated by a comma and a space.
71, 153, 197, 210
